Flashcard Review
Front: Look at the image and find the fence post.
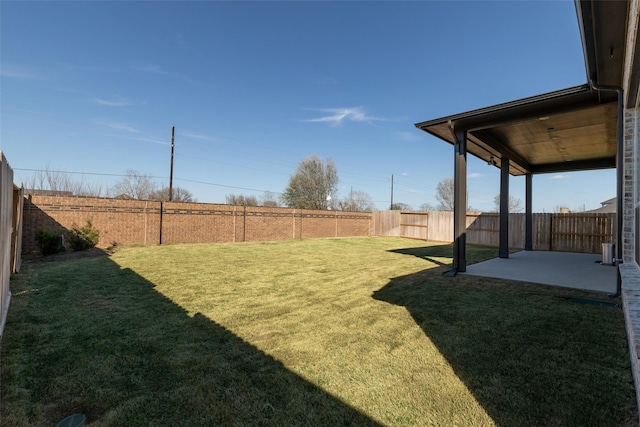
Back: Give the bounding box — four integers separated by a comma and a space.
159, 201, 163, 245
143, 201, 148, 245
233, 205, 237, 243
549, 214, 553, 251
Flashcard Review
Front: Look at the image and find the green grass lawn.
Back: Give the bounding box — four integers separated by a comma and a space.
1, 237, 636, 426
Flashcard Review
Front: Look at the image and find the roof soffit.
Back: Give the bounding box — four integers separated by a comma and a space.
415, 88, 617, 176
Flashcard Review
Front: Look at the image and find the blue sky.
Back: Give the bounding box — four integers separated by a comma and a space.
0, 1, 615, 212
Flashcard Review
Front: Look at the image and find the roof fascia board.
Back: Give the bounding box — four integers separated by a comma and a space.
415, 85, 592, 132
575, 0, 598, 83
453, 91, 601, 132
531, 157, 616, 174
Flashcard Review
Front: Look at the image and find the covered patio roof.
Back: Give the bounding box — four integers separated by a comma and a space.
415, 84, 618, 176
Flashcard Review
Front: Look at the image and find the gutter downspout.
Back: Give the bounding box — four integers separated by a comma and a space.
589, 80, 623, 297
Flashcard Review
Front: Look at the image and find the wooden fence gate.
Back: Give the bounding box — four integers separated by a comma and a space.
399, 212, 429, 239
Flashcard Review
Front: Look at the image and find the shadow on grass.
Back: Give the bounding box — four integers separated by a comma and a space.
1, 254, 380, 426
388, 244, 499, 268
373, 267, 637, 426
388, 244, 453, 267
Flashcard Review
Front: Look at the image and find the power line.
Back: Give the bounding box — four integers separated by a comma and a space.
174, 178, 283, 195
15, 168, 132, 178
14, 168, 283, 195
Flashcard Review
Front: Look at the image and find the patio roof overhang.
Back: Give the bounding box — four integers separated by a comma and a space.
414, 84, 618, 176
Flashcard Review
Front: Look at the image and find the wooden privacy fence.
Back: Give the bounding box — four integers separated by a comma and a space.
373, 210, 615, 254
0, 152, 24, 338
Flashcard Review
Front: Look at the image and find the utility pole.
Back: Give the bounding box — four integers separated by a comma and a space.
169, 126, 175, 201
390, 174, 394, 210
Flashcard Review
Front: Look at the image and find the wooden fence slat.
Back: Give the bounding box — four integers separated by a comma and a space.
0, 152, 16, 337
372, 210, 614, 254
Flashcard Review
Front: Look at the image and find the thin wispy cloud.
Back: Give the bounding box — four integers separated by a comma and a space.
92, 97, 135, 107
123, 135, 168, 145
302, 107, 388, 127
133, 63, 214, 88
0, 64, 45, 80
60, 63, 121, 73
182, 131, 216, 141
92, 118, 139, 134
97, 131, 168, 146
136, 64, 164, 74
550, 174, 570, 180
469, 172, 483, 178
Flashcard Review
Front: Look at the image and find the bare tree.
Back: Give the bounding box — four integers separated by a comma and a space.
419, 202, 434, 212
281, 155, 338, 210
261, 191, 279, 207
435, 177, 471, 211
391, 203, 412, 211
74, 182, 104, 197
338, 189, 375, 212
150, 187, 196, 202
493, 194, 523, 213
225, 194, 259, 206
24, 167, 103, 197
108, 170, 157, 200
435, 178, 455, 211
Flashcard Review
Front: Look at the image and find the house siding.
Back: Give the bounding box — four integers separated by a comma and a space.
620, 104, 640, 421
623, 108, 638, 263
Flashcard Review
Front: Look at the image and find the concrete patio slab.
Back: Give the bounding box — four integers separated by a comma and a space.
462, 250, 617, 294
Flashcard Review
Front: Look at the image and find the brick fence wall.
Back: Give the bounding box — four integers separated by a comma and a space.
22, 195, 372, 253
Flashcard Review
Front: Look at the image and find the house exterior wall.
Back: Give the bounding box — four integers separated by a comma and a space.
619, 1, 640, 416
619, 106, 640, 426
623, 108, 638, 263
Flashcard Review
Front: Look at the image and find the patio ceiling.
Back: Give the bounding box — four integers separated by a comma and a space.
415, 85, 618, 176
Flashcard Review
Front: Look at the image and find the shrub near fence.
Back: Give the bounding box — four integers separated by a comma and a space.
21, 195, 373, 253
